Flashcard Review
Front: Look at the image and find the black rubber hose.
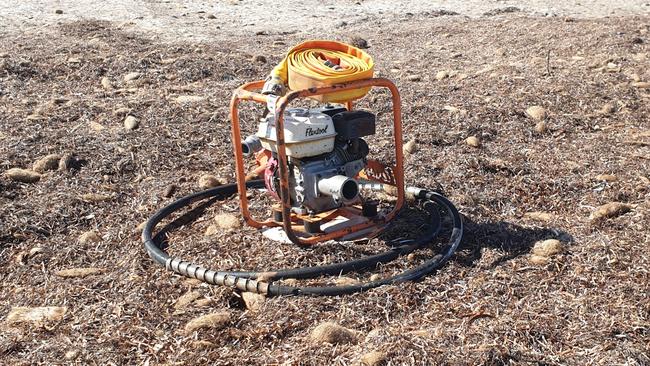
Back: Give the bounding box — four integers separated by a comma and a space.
142, 180, 463, 296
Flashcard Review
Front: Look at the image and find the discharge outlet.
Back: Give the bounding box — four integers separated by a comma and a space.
317, 175, 359, 202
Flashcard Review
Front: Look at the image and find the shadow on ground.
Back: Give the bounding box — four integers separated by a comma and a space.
454, 214, 574, 268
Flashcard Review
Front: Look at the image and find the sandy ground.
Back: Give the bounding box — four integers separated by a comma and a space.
0, 1, 649, 365
1, 0, 650, 40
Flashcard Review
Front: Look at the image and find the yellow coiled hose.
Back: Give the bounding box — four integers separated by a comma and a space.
262, 40, 374, 103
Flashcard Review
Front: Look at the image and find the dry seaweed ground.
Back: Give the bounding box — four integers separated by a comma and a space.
0, 13, 649, 366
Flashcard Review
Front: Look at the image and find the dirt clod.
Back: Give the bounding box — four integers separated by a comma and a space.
465, 136, 481, 147
529, 254, 550, 265
599, 102, 616, 115
80, 193, 112, 202
631, 81, 650, 88
204, 224, 220, 236
64, 350, 79, 361
214, 213, 241, 230
184, 312, 230, 334
124, 115, 139, 130
78, 231, 102, 244
523, 211, 553, 222
435, 70, 449, 80
403, 139, 417, 154
241, 292, 265, 312
198, 174, 222, 189
360, 350, 387, 366
534, 120, 548, 133
595, 174, 617, 182
5, 168, 41, 183
6, 306, 66, 325
526, 106, 547, 121
174, 291, 202, 310
55, 267, 104, 278
33, 154, 61, 173
101, 77, 113, 90
532, 239, 563, 257
123, 72, 141, 82
174, 95, 205, 104
310, 322, 358, 345
589, 202, 633, 221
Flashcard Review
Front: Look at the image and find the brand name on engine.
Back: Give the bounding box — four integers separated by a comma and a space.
305, 126, 328, 137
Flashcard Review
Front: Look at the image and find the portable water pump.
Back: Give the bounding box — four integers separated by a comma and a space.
143, 40, 464, 296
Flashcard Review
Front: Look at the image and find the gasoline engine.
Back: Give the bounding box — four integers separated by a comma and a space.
242, 105, 375, 218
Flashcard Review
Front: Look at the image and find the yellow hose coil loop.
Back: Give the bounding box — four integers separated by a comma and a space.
269, 40, 374, 103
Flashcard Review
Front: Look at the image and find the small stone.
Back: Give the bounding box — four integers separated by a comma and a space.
78, 231, 102, 244
406, 253, 417, 262
251, 55, 267, 63
465, 136, 481, 147
124, 115, 139, 130
595, 174, 617, 182
198, 174, 222, 189
174, 291, 202, 310
55, 267, 103, 278
55, 9, 63, 14
523, 212, 553, 222
204, 224, 220, 236
162, 184, 177, 198
174, 95, 205, 104
214, 213, 241, 230
123, 72, 141, 82
403, 139, 417, 155
435, 70, 449, 80
631, 37, 644, 44
631, 81, 650, 89
207, 14, 217, 19
184, 312, 230, 334
532, 239, 563, 257
369, 274, 381, 282
526, 106, 547, 121
406, 74, 421, 82
350, 36, 369, 49
241, 292, 265, 312
64, 350, 79, 361
599, 102, 616, 115
630, 74, 641, 82
89, 121, 105, 131
360, 350, 387, 366
6, 306, 66, 325
100, 77, 113, 90
589, 202, 633, 221
5, 168, 41, 183
310, 322, 358, 345
534, 121, 547, 134
33, 154, 61, 173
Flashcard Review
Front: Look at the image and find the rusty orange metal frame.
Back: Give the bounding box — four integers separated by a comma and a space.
229, 78, 405, 246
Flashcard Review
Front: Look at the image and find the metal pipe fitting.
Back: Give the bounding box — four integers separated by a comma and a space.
241, 135, 263, 157
317, 175, 359, 202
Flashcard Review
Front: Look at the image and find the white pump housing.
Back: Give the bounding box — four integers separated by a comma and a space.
256, 108, 337, 158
